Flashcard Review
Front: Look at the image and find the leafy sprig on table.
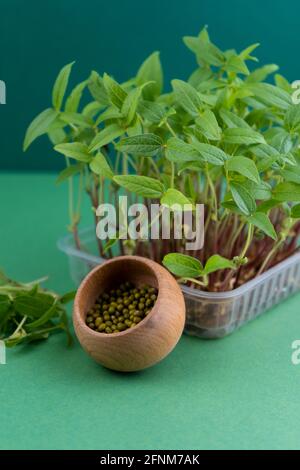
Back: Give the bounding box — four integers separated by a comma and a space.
23, 27, 300, 291
0, 269, 75, 347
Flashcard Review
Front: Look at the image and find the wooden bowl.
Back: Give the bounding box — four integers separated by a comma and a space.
73, 255, 185, 372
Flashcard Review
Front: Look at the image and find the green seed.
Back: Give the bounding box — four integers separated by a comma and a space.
86, 282, 158, 333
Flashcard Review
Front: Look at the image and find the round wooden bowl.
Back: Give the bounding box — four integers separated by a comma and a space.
73, 255, 185, 372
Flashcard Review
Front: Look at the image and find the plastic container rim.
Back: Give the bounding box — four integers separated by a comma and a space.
57, 227, 300, 301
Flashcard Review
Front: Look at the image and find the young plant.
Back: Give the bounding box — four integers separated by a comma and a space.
24, 28, 300, 291
0, 269, 74, 347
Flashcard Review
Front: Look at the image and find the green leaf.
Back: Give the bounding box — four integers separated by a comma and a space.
191, 141, 227, 166
195, 109, 221, 140
0, 295, 11, 315
171, 79, 202, 117
280, 167, 300, 185
89, 124, 124, 152
88, 71, 108, 105
225, 54, 249, 75
89, 152, 114, 179
60, 112, 93, 128
52, 62, 75, 111
136, 51, 163, 100
113, 175, 164, 198
226, 156, 260, 183
26, 301, 58, 330
203, 255, 235, 275
121, 87, 142, 125
103, 73, 127, 109
223, 127, 265, 145
230, 182, 256, 215
257, 199, 279, 213
265, 128, 293, 154
239, 43, 260, 61
219, 108, 250, 129
245, 83, 292, 110
162, 253, 203, 278
54, 142, 92, 163
275, 74, 291, 92
244, 180, 272, 201
59, 291, 76, 304
251, 143, 280, 159
56, 163, 84, 184
23, 108, 59, 151
291, 204, 300, 218
14, 293, 54, 319
246, 64, 279, 83
284, 104, 300, 132
95, 107, 123, 126
247, 212, 277, 240
65, 80, 87, 113
166, 137, 202, 163
116, 133, 163, 156
138, 100, 167, 123
273, 182, 300, 202
82, 101, 104, 119
183, 34, 224, 67
161, 188, 193, 209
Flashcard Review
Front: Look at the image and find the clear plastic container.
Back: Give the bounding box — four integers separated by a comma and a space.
58, 227, 300, 338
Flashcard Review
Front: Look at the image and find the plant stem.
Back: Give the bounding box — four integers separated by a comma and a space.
179, 277, 208, 287
257, 239, 283, 276
170, 162, 175, 188
240, 224, 254, 259
65, 157, 74, 224
165, 121, 177, 138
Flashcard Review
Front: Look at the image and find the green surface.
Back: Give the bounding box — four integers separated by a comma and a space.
1, 173, 300, 450
1, 0, 300, 171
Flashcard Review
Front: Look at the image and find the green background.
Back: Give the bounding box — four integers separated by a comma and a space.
0, 0, 300, 172
1, 173, 300, 450
1, 1, 300, 451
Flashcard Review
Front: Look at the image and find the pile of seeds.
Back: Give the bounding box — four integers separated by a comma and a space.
85, 282, 158, 334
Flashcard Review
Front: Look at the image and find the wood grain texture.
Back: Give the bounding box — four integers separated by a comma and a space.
73, 255, 186, 372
